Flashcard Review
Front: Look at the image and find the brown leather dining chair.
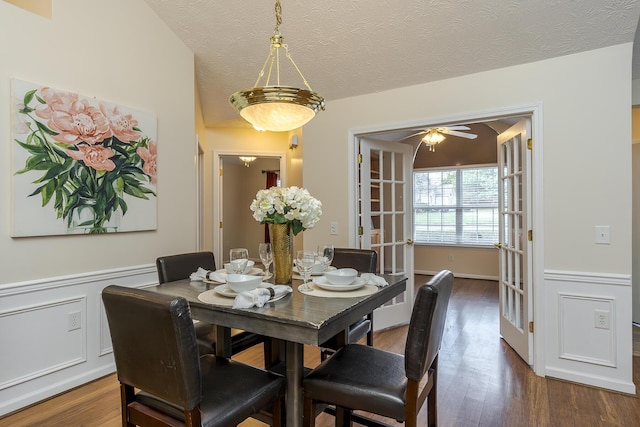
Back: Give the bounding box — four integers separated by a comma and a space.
303, 270, 454, 427
156, 251, 268, 358
320, 248, 378, 359
102, 285, 285, 427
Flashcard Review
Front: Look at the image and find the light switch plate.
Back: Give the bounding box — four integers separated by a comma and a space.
595, 225, 610, 244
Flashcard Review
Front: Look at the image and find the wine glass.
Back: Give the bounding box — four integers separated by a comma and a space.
296, 250, 316, 291
229, 248, 249, 274
259, 243, 273, 280
317, 244, 334, 272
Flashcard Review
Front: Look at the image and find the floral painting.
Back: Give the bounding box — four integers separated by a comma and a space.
11, 79, 157, 236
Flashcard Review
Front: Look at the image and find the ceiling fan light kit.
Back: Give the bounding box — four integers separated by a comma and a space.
402, 125, 478, 152
229, 0, 325, 132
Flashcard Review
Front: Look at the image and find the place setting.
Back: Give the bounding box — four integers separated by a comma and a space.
196, 247, 291, 307
296, 246, 388, 298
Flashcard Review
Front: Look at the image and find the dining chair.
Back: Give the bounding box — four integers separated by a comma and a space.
156, 251, 268, 358
102, 285, 285, 427
303, 270, 453, 427
320, 248, 378, 359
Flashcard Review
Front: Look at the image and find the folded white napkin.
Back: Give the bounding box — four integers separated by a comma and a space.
360, 273, 388, 287
233, 285, 292, 309
189, 267, 227, 283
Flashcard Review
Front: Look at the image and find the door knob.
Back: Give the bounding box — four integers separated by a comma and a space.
406, 239, 414, 245
493, 243, 502, 249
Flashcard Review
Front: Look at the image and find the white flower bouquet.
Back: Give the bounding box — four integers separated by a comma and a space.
250, 186, 322, 235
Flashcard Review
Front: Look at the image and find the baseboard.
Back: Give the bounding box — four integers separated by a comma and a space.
0, 364, 115, 417
414, 270, 498, 281
545, 367, 636, 395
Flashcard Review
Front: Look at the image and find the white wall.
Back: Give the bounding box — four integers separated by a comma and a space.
0, 0, 196, 415
303, 44, 635, 393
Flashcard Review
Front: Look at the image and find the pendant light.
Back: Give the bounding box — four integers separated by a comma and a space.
229, 0, 325, 132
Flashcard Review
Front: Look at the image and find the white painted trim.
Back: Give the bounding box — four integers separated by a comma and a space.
0, 264, 156, 296
544, 367, 636, 395
545, 270, 632, 286
0, 365, 116, 417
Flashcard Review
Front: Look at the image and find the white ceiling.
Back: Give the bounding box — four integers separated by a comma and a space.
143, 0, 640, 128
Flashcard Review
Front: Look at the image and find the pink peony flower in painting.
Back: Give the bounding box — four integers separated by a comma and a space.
67, 144, 116, 172
101, 104, 141, 143
136, 140, 157, 185
14, 83, 157, 234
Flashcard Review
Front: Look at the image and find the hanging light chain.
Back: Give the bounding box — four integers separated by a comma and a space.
274, 0, 282, 34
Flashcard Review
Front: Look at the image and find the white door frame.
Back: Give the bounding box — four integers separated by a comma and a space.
212, 150, 287, 266
348, 103, 545, 375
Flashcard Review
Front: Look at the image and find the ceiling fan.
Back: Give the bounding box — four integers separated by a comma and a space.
400, 125, 477, 152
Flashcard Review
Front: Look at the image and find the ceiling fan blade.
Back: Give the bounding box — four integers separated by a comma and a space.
442, 130, 478, 139
397, 131, 427, 142
439, 125, 470, 131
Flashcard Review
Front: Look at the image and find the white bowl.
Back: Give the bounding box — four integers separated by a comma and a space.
324, 268, 358, 286
224, 260, 255, 274
311, 261, 327, 274
226, 274, 262, 293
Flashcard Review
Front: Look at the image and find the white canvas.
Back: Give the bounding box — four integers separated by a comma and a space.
11, 79, 158, 236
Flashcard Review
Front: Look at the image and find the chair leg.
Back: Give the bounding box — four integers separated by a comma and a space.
304, 398, 317, 427
334, 406, 352, 427
120, 383, 135, 427
428, 364, 437, 427
271, 399, 284, 427
366, 313, 374, 347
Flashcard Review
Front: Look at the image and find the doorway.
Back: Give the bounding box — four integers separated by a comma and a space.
213, 152, 287, 265
350, 105, 544, 374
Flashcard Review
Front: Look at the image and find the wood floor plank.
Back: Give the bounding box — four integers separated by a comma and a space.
2, 275, 639, 427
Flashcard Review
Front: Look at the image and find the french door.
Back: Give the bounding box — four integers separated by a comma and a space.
497, 119, 533, 364
358, 138, 414, 329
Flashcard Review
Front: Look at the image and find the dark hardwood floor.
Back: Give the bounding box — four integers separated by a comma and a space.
2, 275, 639, 426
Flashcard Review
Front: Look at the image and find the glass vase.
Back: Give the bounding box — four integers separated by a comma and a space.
269, 223, 293, 284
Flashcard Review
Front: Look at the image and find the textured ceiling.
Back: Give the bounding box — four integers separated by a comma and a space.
143, 0, 640, 128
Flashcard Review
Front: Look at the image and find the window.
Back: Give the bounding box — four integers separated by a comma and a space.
414, 165, 498, 246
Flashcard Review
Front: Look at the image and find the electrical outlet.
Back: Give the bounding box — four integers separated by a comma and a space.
448, 253, 454, 262
594, 310, 610, 330
330, 222, 338, 235
68, 311, 81, 331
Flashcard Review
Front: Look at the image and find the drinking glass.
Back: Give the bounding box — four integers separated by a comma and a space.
229, 248, 249, 274
317, 244, 334, 272
259, 243, 273, 279
296, 250, 316, 291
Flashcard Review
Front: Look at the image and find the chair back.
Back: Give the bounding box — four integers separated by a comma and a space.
156, 251, 216, 284
102, 285, 202, 410
404, 270, 453, 382
332, 248, 377, 273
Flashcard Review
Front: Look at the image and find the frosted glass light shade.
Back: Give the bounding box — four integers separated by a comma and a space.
230, 86, 325, 132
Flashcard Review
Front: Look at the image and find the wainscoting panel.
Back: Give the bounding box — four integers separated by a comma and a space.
0, 265, 157, 417
0, 296, 86, 390
544, 270, 635, 394
558, 293, 615, 367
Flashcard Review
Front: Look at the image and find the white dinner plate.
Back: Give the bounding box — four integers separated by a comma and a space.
294, 265, 336, 276
312, 276, 365, 292
213, 284, 289, 303
214, 284, 238, 297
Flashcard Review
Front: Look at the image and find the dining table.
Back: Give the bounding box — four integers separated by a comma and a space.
145, 272, 407, 427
